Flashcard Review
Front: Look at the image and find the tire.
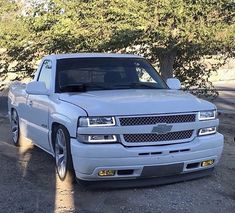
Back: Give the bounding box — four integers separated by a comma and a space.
10, 109, 20, 146
54, 125, 75, 182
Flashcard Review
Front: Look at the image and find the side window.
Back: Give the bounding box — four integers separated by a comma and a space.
38, 60, 52, 89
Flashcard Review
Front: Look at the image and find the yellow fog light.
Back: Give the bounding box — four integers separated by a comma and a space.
98, 170, 116, 176
201, 160, 214, 167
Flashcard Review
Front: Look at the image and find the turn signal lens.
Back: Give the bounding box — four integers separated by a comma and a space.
77, 134, 118, 143
198, 127, 216, 136
88, 135, 117, 143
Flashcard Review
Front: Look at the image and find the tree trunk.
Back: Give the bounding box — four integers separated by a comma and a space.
159, 49, 177, 80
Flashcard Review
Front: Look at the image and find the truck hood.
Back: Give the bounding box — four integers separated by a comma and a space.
59, 89, 215, 116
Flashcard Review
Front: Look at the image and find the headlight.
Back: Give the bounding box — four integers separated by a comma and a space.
78, 116, 117, 143
198, 127, 217, 136
198, 110, 216, 121
79, 117, 116, 127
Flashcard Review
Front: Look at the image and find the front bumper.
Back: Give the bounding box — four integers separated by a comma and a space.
71, 133, 224, 182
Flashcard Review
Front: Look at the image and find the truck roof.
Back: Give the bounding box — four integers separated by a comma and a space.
45, 53, 144, 60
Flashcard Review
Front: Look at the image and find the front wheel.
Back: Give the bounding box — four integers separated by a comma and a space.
54, 125, 75, 182
10, 109, 20, 146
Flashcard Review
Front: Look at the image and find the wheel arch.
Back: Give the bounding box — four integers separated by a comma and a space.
51, 121, 72, 154
50, 113, 76, 135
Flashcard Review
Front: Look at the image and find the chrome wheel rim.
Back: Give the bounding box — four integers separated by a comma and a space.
11, 111, 19, 144
55, 129, 67, 179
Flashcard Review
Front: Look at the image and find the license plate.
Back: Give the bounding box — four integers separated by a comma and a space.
141, 163, 184, 178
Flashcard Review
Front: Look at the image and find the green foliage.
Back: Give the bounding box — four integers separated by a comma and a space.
0, 0, 33, 83
1, 0, 235, 96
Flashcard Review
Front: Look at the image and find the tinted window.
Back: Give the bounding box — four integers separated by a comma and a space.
56, 58, 167, 92
38, 60, 52, 89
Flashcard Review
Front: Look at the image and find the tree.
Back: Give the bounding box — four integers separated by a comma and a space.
100, 0, 235, 96
0, 0, 32, 85
1, 0, 235, 97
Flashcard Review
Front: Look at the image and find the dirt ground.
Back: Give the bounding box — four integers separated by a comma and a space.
0, 113, 234, 213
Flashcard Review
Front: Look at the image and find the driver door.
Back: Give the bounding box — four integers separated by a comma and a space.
25, 60, 52, 152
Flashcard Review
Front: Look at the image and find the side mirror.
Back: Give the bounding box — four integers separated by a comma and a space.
26, 81, 48, 95
166, 78, 181, 90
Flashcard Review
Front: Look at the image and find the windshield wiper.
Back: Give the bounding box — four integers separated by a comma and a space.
112, 82, 159, 89
60, 83, 111, 92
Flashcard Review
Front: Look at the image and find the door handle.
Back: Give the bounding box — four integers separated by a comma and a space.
28, 100, 33, 107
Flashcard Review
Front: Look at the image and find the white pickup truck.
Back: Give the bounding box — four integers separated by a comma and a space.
8, 53, 224, 187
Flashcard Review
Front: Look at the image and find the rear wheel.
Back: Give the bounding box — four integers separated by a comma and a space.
54, 125, 75, 182
11, 109, 20, 146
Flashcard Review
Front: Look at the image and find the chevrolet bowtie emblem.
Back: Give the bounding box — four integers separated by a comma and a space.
152, 124, 173, 134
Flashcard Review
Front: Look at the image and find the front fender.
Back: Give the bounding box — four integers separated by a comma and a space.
48, 97, 87, 156
50, 113, 78, 138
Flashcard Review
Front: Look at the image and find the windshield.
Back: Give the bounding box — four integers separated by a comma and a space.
56, 57, 168, 92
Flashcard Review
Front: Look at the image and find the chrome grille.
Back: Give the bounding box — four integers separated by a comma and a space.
119, 114, 196, 126
123, 130, 193, 143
